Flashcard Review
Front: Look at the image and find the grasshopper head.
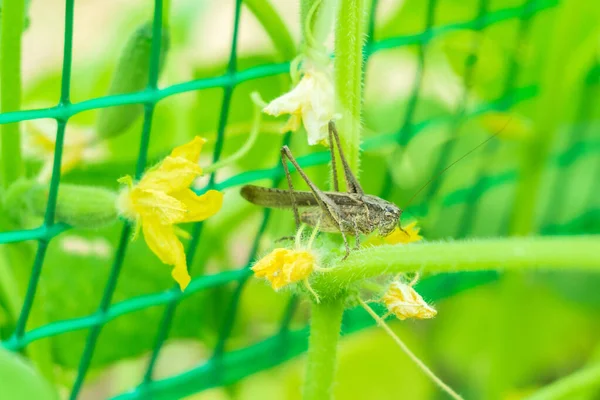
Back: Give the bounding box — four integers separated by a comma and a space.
379, 202, 402, 237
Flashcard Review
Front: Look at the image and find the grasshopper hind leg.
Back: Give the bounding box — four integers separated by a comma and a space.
300, 210, 358, 258
281, 146, 352, 256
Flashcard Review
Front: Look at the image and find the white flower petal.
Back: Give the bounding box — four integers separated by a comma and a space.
302, 107, 329, 145
263, 64, 337, 146
263, 75, 315, 116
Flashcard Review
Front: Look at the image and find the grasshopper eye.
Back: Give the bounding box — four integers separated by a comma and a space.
384, 206, 398, 217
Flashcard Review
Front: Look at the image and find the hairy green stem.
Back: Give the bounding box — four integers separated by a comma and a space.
301, 1, 368, 398
334, 0, 366, 177
0, 0, 25, 189
303, 299, 345, 400
244, 0, 296, 61
523, 363, 600, 400
313, 236, 600, 294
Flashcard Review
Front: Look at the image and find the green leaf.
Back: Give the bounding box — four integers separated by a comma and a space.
0, 346, 57, 400
431, 276, 600, 398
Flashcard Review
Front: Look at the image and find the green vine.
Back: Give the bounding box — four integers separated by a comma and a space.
243, 0, 297, 61
313, 236, 600, 295
302, 0, 369, 398
334, 0, 367, 177
303, 300, 345, 400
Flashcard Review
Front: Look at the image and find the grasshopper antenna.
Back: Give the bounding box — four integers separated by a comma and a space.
402, 118, 513, 212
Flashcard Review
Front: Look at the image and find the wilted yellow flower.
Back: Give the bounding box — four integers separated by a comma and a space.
263, 64, 336, 146
365, 221, 423, 246
117, 137, 223, 290
23, 119, 107, 182
252, 248, 316, 290
383, 281, 437, 320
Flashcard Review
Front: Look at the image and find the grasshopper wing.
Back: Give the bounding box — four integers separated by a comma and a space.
241, 185, 363, 208
241, 185, 318, 208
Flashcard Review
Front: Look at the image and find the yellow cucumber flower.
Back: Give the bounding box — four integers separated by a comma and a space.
116, 136, 223, 290
383, 281, 437, 321
252, 248, 316, 290
23, 119, 107, 182
385, 222, 423, 244
263, 63, 336, 146
365, 221, 423, 246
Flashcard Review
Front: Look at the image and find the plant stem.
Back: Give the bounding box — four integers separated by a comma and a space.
303, 1, 366, 398
0, 2, 54, 379
359, 300, 464, 400
300, 0, 317, 29
523, 363, 600, 400
244, 0, 297, 61
300, 0, 334, 48
314, 236, 600, 294
334, 0, 366, 178
0, 0, 26, 189
303, 299, 345, 400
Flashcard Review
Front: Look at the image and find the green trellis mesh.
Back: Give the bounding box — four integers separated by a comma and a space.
0, 0, 598, 399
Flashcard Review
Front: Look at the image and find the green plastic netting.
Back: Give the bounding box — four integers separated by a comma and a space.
0, 0, 599, 398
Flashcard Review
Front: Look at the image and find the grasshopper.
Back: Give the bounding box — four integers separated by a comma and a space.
241, 121, 404, 257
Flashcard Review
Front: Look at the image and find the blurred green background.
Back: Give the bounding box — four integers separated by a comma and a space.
0, 0, 599, 399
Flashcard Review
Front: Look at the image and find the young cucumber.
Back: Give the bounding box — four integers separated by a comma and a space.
4, 179, 118, 229
96, 22, 170, 139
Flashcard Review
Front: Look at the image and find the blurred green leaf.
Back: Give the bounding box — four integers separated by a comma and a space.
0, 346, 57, 400
431, 275, 600, 398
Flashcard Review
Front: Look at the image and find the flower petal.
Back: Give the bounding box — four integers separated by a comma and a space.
142, 217, 191, 290
172, 189, 223, 223
384, 222, 422, 244
138, 156, 202, 193
252, 249, 286, 277
170, 136, 206, 163
172, 260, 191, 291
61, 150, 84, 175
263, 75, 314, 116
251, 248, 315, 290
283, 250, 315, 283
282, 113, 302, 133
383, 281, 436, 320
302, 106, 329, 146
131, 188, 187, 224
141, 217, 181, 265
24, 120, 56, 156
